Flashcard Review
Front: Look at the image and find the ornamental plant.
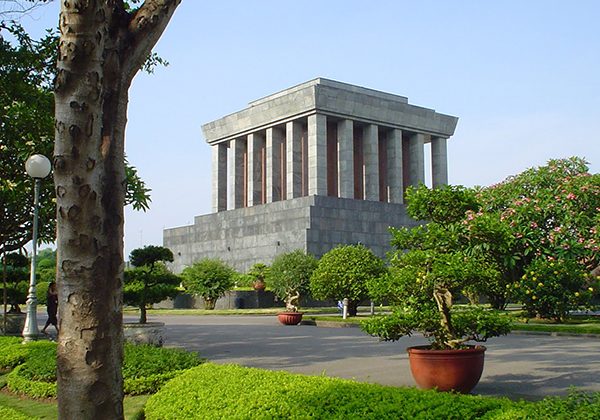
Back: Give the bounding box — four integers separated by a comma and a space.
266, 250, 318, 312
124, 246, 181, 323
362, 185, 512, 349
512, 257, 599, 322
181, 259, 236, 309
310, 244, 387, 316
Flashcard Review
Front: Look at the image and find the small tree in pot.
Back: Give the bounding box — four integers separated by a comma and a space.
247, 263, 269, 291
267, 250, 317, 324
362, 185, 512, 393
310, 244, 386, 317
124, 245, 181, 324
181, 258, 235, 310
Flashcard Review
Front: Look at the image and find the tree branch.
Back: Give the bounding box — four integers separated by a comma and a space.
123, 0, 181, 81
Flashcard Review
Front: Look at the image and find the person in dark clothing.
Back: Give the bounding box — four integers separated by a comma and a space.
42, 281, 59, 334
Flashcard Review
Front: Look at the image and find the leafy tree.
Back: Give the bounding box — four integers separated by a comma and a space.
267, 250, 318, 312
51, 2, 180, 417
467, 157, 600, 312
363, 186, 511, 349
181, 259, 236, 309
310, 244, 386, 316
0, 23, 152, 258
124, 245, 180, 323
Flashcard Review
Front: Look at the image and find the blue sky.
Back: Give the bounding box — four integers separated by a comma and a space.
20, 1, 600, 257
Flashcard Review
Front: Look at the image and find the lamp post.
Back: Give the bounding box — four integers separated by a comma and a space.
22, 154, 51, 342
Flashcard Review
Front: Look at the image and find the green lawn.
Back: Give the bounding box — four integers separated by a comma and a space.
0, 391, 149, 420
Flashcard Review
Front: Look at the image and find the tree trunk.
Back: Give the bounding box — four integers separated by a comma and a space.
54, 2, 180, 418
347, 300, 359, 317
140, 305, 147, 324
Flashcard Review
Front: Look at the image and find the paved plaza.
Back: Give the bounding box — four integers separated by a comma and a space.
132, 314, 600, 401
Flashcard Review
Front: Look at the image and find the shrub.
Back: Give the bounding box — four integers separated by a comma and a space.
181, 259, 236, 309
266, 250, 318, 312
310, 244, 386, 316
145, 363, 523, 420
5, 341, 203, 399
36, 281, 49, 306
0, 336, 29, 371
512, 257, 599, 322
1, 252, 29, 313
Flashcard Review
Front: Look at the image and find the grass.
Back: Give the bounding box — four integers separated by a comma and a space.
0, 389, 149, 420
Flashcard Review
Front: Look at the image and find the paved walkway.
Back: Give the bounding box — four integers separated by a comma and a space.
137, 314, 600, 400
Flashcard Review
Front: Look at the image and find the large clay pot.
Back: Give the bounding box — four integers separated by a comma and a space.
277, 312, 303, 325
407, 345, 486, 393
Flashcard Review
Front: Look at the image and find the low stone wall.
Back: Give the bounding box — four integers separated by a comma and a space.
155, 291, 336, 310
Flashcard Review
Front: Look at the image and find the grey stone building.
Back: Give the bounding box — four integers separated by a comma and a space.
163, 78, 458, 272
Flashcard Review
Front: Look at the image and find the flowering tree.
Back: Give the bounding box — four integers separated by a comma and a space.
467, 157, 600, 315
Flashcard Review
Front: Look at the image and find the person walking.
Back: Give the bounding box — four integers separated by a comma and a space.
41, 281, 59, 334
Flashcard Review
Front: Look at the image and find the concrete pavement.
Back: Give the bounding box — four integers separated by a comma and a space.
139, 314, 600, 400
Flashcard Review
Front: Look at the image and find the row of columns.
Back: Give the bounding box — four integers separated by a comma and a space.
212, 114, 448, 212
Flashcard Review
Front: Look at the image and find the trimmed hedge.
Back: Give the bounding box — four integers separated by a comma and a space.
145, 363, 520, 419
145, 364, 600, 419
5, 341, 203, 399
0, 336, 29, 371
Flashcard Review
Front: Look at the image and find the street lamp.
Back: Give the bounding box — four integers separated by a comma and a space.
22, 154, 51, 342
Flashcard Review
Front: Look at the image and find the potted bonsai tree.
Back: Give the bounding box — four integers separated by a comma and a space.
362, 185, 512, 393
181, 258, 235, 309
123, 245, 181, 346
267, 250, 318, 325
247, 263, 269, 291
310, 244, 387, 317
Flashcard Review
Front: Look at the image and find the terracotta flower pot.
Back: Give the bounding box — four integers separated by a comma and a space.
277, 312, 303, 325
253, 280, 266, 291
407, 345, 486, 393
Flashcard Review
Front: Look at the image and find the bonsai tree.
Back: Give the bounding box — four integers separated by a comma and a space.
310, 244, 387, 316
362, 185, 512, 349
2, 253, 29, 313
267, 250, 318, 312
247, 263, 269, 290
124, 246, 181, 323
181, 259, 236, 310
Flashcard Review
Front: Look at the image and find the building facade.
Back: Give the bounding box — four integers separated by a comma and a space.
164, 78, 458, 272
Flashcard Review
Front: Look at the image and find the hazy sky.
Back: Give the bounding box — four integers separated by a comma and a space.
19, 1, 600, 258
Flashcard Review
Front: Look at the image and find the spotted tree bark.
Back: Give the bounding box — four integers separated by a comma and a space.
54, 1, 180, 418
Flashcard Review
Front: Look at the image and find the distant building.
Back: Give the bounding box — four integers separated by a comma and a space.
163, 78, 458, 272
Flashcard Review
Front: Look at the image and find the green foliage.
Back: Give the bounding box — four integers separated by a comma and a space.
247, 262, 269, 289
406, 184, 480, 224
0, 336, 28, 370
512, 257, 599, 321
4, 341, 203, 399
0, 404, 33, 420
35, 281, 49, 305
145, 363, 523, 420
476, 157, 600, 286
266, 250, 318, 312
310, 244, 386, 315
129, 245, 173, 269
181, 259, 236, 309
364, 186, 512, 349
1, 252, 29, 312
125, 246, 180, 323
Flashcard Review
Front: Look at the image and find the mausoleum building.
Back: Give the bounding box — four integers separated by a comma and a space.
163, 78, 458, 272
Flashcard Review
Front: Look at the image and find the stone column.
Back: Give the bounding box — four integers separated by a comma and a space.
286, 121, 302, 199
307, 114, 327, 196
337, 119, 354, 198
212, 143, 228, 212
230, 137, 246, 208
266, 127, 284, 202
247, 132, 265, 206
431, 136, 448, 187
408, 132, 425, 187
386, 128, 403, 203
363, 124, 379, 201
